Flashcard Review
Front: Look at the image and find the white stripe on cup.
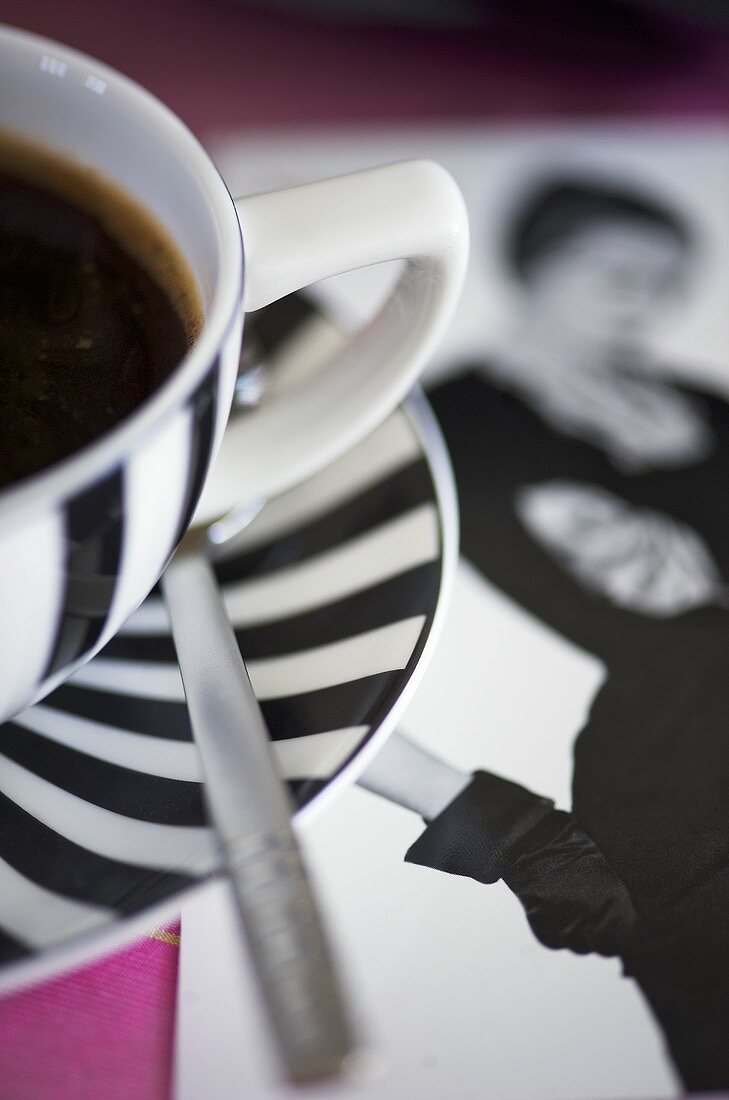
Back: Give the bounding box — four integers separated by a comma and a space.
14, 705, 202, 782
248, 615, 425, 699
73, 615, 426, 702
0, 755, 217, 875
14, 706, 367, 784
214, 407, 422, 559
274, 726, 368, 779
123, 503, 439, 635
0, 507, 65, 719
101, 407, 193, 647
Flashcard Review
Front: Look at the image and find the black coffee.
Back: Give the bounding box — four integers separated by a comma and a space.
0, 135, 201, 489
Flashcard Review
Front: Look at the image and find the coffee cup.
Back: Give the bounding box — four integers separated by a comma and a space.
0, 24, 468, 724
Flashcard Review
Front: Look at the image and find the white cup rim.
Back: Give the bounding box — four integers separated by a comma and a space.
0, 24, 243, 530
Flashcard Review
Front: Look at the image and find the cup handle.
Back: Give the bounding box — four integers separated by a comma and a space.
200, 160, 468, 518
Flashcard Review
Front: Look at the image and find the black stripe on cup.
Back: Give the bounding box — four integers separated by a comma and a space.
44, 683, 193, 741
260, 671, 403, 740
44, 670, 401, 743
101, 561, 441, 664
43, 468, 125, 680
0, 927, 29, 964
0, 724, 205, 826
0, 791, 195, 913
214, 460, 435, 583
173, 358, 221, 548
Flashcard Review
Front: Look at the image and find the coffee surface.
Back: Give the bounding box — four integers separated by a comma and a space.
0, 141, 199, 489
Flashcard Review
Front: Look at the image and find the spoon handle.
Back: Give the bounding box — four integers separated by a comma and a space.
162, 546, 356, 1083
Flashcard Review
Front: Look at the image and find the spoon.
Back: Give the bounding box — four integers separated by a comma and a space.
161, 359, 357, 1083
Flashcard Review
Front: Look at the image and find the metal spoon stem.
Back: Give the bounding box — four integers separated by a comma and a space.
162, 541, 356, 1082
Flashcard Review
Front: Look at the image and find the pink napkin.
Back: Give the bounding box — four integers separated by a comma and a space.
0, 922, 180, 1100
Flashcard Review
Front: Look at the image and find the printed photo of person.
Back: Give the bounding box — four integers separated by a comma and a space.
359, 173, 729, 1093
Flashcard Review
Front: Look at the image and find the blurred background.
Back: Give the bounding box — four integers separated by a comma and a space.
1, 0, 729, 137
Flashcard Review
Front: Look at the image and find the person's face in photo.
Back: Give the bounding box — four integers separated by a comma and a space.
517, 216, 690, 364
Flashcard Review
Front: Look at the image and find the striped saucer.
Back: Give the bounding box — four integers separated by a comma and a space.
0, 321, 456, 989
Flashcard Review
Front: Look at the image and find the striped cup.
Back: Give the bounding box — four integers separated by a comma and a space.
0, 25, 468, 724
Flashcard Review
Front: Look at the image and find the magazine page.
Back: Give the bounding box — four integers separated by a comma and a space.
176, 123, 729, 1100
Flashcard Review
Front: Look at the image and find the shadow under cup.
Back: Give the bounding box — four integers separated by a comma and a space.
0, 25, 244, 722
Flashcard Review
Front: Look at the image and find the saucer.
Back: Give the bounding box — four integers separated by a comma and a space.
0, 298, 457, 992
